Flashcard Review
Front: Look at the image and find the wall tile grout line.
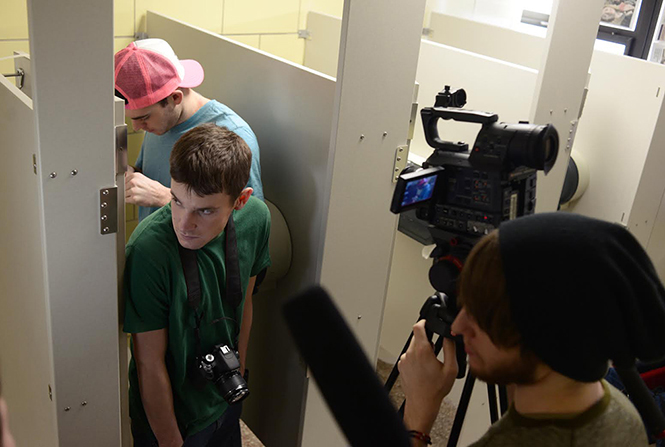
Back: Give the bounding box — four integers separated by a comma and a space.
221, 32, 299, 36
297, 0, 303, 32
221, 0, 225, 35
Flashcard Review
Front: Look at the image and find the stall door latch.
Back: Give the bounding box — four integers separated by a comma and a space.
100, 187, 118, 235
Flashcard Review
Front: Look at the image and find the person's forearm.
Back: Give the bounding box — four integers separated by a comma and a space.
137, 361, 183, 447
404, 399, 441, 447
404, 401, 437, 435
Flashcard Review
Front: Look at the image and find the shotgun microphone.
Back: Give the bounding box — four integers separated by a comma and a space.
283, 285, 411, 447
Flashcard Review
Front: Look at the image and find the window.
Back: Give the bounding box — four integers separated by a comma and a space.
597, 0, 663, 58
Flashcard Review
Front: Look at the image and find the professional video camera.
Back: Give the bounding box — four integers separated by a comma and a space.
198, 343, 249, 404
390, 85, 558, 294
385, 86, 559, 446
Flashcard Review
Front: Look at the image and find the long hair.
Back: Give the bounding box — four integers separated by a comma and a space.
458, 230, 522, 348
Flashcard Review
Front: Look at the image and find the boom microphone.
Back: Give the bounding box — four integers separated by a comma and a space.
283, 285, 411, 447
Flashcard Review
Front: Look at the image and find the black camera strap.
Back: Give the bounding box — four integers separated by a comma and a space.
178, 214, 243, 357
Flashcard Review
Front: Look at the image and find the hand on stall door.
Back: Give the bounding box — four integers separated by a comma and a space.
399, 320, 458, 434
125, 170, 171, 208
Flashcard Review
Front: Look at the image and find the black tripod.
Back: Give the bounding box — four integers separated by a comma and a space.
384, 292, 509, 447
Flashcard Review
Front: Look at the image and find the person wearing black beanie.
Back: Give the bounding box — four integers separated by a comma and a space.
399, 212, 665, 446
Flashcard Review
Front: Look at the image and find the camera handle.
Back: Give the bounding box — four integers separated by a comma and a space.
420, 107, 498, 152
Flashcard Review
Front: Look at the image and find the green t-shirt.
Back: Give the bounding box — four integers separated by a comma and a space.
470, 380, 648, 447
123, 197, 271, 438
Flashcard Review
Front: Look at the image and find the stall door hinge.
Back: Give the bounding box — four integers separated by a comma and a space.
393, 145, 409, 182
100, 187, 118, 235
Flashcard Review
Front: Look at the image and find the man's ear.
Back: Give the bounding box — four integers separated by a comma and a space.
171, 89, 184, 105
234, 187, 253, 211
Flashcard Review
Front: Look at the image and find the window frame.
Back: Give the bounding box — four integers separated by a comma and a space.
597, 0, 664, 59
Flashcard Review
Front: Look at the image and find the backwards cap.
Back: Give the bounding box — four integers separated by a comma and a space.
499, 212, 665, 382
114, 38, 204, 110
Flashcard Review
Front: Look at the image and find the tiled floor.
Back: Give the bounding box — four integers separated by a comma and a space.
240, 420, 264, 446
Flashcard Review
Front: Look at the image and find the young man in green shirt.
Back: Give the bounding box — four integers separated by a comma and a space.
124, 123, 271, 447
399, 213, 664, 447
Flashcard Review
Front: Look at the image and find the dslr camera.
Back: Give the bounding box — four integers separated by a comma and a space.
198, 344, 250, 404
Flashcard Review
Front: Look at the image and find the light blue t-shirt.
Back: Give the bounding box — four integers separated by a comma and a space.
135, 100, 264, 221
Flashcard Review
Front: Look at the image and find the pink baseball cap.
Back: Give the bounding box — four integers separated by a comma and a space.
114, 38, 205, 110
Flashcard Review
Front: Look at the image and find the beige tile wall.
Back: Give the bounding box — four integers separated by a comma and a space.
1, 0, 342, 240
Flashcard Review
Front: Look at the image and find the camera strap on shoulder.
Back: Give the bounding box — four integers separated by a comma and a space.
178, 214, 243, 354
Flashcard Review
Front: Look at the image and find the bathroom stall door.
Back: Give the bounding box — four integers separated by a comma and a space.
0, 58, 59, 447
0, 0, 124, 445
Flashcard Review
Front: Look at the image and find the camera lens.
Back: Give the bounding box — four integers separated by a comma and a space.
496, 122, 559, 174
538, 125, 558, 172
217, 372, 250, 404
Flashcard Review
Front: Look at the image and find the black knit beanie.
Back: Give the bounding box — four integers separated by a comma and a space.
498, 212, 665, 382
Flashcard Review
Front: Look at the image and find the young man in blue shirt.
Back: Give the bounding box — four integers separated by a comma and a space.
115, 38, 264, 221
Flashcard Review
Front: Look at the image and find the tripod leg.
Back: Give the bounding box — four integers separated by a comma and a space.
487, 383, 498, 424
498, 385, 508, 415
447, 373, 476, 447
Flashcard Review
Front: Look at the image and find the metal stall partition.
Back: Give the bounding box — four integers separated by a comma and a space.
570, 53, 665, 227
427, 12, 545, 70
0, 0, 126, 445
627, 81, 665, 280
0, 57, 59, 447
307, 1, 426, 445
529, 0, 607, 213
147, 11, 337, 447
303, 12, 343, 78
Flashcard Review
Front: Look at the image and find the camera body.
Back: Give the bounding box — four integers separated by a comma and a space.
391, 90, 558, 242
198, 344, 249, 404
391, 86, 558, 301
385, 88, 559, 386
